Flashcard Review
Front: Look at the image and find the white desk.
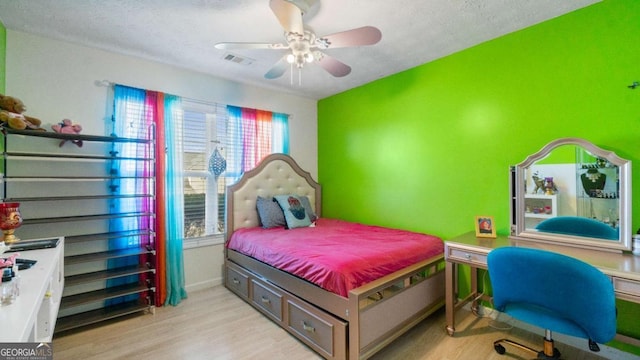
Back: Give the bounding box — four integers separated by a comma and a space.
0, 237, 64, 342
444, 232, 640, 345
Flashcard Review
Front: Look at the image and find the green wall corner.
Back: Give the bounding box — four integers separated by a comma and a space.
318, 0, 640, 354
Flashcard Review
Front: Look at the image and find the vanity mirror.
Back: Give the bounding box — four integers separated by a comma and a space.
510, 138, 631, 252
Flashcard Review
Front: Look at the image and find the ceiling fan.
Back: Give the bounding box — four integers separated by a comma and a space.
214, 0, 382, 81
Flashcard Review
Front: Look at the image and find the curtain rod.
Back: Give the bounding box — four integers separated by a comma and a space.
94, 80, 218, 106
94, 80, 292, 116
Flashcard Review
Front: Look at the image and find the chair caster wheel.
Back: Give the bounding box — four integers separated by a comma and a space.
494, 343, 506, 355
536, 348, 561, 359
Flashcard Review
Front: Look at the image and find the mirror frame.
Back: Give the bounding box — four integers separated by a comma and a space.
510, 137, 632, 252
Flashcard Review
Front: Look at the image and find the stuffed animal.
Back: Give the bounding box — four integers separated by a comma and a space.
0, 94, 26, 113
0, 93, 45, 131
52, 118, 83, 147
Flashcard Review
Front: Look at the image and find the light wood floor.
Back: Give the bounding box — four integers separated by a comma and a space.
53, 286, 625, 360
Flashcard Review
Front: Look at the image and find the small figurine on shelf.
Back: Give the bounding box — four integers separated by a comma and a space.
51, 119, 83, 147
532, 172, 545, 194
544, 177, 557, 195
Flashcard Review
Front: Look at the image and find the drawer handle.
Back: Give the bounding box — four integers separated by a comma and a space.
232, 278, 240, 285
465, 253, 472, 260
261, 296, 271, 304
302, 321, 315, 333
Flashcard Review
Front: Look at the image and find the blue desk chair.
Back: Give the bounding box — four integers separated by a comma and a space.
487, 247, 616, 359
535, 216, 618, 240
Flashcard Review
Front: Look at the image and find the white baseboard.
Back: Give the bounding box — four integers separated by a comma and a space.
185, 277, 222, 293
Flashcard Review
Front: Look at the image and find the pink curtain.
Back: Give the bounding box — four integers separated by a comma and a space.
241, 108, 257, 170
256, 110, 273, 160
241, 108, 274, 170
146, 91, 168, 306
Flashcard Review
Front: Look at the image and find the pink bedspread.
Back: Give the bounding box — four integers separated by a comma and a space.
226, 218, 443, 297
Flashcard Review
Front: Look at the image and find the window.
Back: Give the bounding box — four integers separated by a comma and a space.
181, 100, 289, 248
182, 101, 228, 247
114, 92, 290, 249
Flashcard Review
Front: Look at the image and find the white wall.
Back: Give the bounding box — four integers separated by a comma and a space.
5, 30, 318, 291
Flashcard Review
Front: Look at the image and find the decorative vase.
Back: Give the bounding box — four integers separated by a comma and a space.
0, 203, 22, 244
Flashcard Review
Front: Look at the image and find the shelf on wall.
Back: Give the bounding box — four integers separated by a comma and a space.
2, 127, 151, 144
56, 300, 153, 333
65, 246, 155, 265
22, 212, 154, 225
3, 152, 154, 161
1, 126, 157, 334
64, 264, 155, 287
61, 283, 154, 309
1, 175, 154, 180
64, 230, 154, 245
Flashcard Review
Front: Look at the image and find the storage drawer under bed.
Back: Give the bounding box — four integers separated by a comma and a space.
226, 265, 250, 299
225, 261, 347, 360
287, 298, 347, 359
251, 278, 284, 321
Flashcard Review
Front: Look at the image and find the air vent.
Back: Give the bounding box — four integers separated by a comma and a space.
222, 53, 254, 66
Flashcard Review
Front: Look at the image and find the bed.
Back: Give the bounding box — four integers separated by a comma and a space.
224, 154, 446, 360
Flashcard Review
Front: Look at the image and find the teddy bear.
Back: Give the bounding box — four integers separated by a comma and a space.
52, 118, 83, 147
0, 93, 45, 131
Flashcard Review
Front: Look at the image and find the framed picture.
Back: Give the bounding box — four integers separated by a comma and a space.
475, 216, 496, 238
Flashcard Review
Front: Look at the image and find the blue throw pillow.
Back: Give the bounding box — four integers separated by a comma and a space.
274, 195, 312, 229
256, 196, 286, 228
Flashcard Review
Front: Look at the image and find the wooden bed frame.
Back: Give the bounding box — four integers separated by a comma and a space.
224, 154, 446, 360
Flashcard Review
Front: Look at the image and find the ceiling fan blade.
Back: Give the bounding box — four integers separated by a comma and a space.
317, 26, 382, 49
215, 42, 287, 50
315, 52, 351, 77
264, 57, 289, 79
269, 0, 304, 35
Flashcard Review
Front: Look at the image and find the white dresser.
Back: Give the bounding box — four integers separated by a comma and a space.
0, 237, 64, 342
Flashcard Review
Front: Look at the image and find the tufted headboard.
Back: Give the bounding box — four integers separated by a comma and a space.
225, 153, 322, 242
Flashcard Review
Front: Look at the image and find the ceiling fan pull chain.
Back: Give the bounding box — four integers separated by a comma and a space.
290, 62, 294, 86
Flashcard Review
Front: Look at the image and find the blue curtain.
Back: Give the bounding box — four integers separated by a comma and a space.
163, 94, 188, 306
108, 85, 152, 305
111, 85, 149, 237
111, 85, 187, 307
225, 105, 244, 184
272, 112, 289, 155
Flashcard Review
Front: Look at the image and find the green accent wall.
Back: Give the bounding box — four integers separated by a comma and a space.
0, 20, 5, 93
319, 0, 640, 354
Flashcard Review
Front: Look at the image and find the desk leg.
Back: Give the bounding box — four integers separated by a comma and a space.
445, 261, 456, 336
470, 266, 479, 316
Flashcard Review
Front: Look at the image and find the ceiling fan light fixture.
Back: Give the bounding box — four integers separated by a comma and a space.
220, 0, 381, 82
294, 54, 305, 68
304, 52, 314, 63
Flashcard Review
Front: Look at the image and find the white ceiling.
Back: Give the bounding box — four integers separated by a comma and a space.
0, 0, 599, 100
